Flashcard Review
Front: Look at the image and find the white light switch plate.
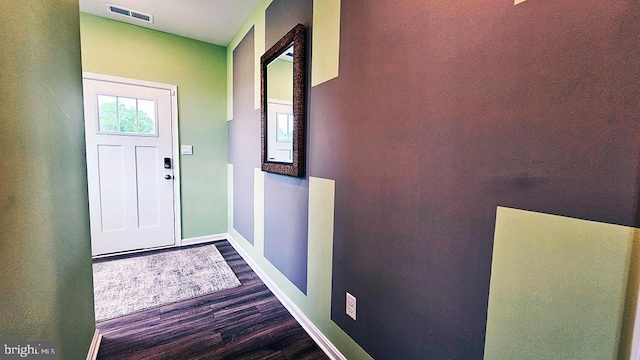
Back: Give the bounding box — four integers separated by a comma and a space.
181, 145, 193, 155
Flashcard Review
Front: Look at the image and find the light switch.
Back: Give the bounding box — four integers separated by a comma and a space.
181, 145, 193, 155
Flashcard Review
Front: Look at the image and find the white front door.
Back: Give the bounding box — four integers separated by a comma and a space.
83, 78, 176, 256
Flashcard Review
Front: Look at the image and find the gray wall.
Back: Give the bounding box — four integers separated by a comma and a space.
262, 0, 313, 293
230, 27, 259, 245
228, 5, 313, 292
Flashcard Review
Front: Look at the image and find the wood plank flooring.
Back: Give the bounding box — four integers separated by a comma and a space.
95, 240, 328, 360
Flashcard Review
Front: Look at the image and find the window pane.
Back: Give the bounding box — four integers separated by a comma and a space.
97, 96, 158, 136
137, 99, 156, 135
118, 97, 137, 133
276, 113, 293, 143
288, 114, 294, 137
98, 95, 117, 132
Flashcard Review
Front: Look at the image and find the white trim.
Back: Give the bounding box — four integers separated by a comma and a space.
168, 85, 182, 248
83, 72, 175, 91
226, 233, 347, 360
267, 98, 292, 106
631, 284, 640, 360
82, 72, 182, 251
85, 329, 102, 360
181, 233, 228, 246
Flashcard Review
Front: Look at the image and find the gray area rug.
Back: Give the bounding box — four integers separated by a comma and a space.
93, 244, 241, 322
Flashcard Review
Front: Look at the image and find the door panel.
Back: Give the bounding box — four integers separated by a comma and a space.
135, 146, 161, 228
84, 78, 175, 256
97, 145, 126, 232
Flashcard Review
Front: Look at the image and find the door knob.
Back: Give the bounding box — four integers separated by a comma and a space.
164, 174, 172, 180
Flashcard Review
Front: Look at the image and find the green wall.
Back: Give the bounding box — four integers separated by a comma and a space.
267, 59, 293, 102
485, 208, 636, 360
0, 1, 95, 359
79, 13, 228, 238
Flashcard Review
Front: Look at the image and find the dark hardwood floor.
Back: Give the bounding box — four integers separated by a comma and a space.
95, 240, 328, 360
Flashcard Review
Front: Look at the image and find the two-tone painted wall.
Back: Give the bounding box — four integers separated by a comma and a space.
79, 13, 228, 239
0, 1, 96, 359
228, 0, 640, 358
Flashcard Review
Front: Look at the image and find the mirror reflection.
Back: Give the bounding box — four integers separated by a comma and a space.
260, 23, 305, 177
266, 45, 294, 163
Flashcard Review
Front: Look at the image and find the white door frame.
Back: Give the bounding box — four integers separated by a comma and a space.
83, 72, 182, 252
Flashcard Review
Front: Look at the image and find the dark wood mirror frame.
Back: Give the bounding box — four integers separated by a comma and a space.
260, 24, 306, 177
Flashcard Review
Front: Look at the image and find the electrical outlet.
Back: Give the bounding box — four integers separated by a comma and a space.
346, 292, 356, 320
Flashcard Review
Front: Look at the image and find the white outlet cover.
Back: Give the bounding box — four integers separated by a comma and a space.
181, 145, 193, 155
346, 292, 356, 320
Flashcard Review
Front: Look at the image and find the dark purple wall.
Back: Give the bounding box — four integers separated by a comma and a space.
232, 0, 640, 358
321, 1, 640, 359
230, 27, 259, 244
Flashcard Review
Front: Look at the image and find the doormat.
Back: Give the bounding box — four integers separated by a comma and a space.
93, 243, 241, 322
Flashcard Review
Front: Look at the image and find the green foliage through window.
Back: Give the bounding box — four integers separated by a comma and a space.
98, 95, 156, 135
276, 113, 293, 143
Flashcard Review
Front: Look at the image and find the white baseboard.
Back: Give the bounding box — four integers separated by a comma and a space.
226, 233, 347, 360
86, 329, 102, 360
180, 233, 228, 246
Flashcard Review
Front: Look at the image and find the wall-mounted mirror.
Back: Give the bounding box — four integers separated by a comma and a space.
261, 24, 306, 177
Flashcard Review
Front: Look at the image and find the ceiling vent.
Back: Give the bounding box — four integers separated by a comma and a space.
106, 3, 153, 24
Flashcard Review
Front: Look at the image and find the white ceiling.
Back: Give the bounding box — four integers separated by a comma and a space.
78, 0, 261, 46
